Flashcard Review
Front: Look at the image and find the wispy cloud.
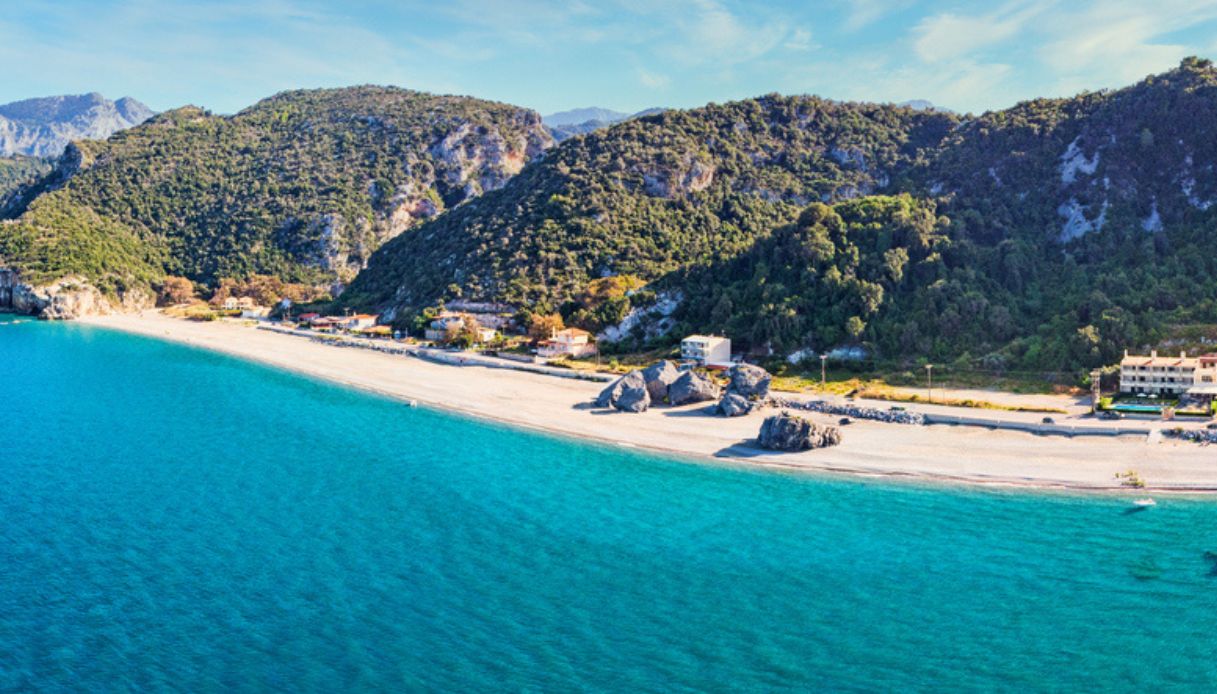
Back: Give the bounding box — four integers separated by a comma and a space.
912, 2, 1048, 63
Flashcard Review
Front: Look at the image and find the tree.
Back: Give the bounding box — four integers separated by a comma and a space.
159, 276, 195, 305
529, 313, 565, 342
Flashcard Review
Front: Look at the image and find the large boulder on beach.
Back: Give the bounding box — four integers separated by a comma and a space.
727, 363, 772, 400
758, 411, 841, 451
596, 370, 651, 412
668, 370, 720, 406
718, 392, 757, 417
642, 360, 681, 402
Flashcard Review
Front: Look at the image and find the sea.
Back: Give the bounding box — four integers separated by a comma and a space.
2, 314, 1217, 692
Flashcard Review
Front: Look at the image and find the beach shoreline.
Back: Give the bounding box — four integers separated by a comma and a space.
77, 311, 1217, 494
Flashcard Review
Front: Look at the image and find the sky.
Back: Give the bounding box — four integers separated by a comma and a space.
3, 0, 1217, 116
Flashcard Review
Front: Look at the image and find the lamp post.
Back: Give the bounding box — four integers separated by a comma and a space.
820, 353, 828, 388
925, 364, 934, 404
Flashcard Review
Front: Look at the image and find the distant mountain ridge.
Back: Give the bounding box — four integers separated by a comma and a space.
543, 106, 666, 141
0, 93, 154, 157
542, 107, 630, 127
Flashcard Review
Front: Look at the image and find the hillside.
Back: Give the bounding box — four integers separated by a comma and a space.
0, 93, 153, 157
346, 95, 957, 315
351, 58, 1217, 373
0, 86, 553, 302
0, 155, 51, 201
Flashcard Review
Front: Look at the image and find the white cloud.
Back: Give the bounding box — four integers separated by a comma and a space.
638, 69, 671, 88
912, 2, 1047, 63
785, 28, 814, 52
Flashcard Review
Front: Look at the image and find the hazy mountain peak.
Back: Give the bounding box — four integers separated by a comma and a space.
0, 93, 155, 157
543, 107, 630, 127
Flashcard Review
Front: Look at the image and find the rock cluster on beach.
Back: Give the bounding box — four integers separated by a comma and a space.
757, 411, 841, 451
596, 370, 651, 412
1167, 429, 1217, 445
641, 360, 680, 402
717, 364, 772, 417
771, 397, 926, 425
667, 370, 720, 405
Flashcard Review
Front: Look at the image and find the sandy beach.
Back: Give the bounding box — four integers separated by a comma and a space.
80, 311, 1217, 493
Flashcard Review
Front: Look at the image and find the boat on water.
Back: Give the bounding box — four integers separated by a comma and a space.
1133, 498, 1156, 507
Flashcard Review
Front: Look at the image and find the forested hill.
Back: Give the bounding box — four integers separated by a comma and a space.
345, 95, 957, 312
350, 58, 1217, 372
0, 87, 553, 293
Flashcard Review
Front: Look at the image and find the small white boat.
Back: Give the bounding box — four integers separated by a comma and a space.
1133, 498, 1156, 507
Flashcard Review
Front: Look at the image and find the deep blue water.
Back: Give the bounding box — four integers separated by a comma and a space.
2, 315, 1217, 692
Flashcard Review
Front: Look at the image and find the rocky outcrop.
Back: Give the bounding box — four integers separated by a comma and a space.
718, 392, 758, 417
758, 411, 841, 451
7, 275, 152, 319
595, 370, 651, 412
641, 360, 680, 402
668, 370, 720, 406
726, 364, 771, 399
715, 363, 773, 416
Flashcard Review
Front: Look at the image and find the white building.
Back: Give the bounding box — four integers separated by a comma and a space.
536, 328, 596, 358
681, 335, 731, 367
1119, 350, 1217, 396
341, 314, 379, 330
424, 312, 466, 341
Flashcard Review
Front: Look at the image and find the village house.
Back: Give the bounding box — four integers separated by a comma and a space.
1119, 350, 1217, 396
341, 314, 379, 331
536, 328, 596, 358
681, 335, 732, 367
424, 312, 467, 341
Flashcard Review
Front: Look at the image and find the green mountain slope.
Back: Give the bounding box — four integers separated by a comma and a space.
345, 95, 956, 313
351, 59, 1217, 373
0, 86, 552, 295
0, 155, 51, 201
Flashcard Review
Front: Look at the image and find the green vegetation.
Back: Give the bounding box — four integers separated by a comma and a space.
350, 58, 1217, 375
0, 155, 51, 200
344, 94, 954, 312
0, 86, 551, 294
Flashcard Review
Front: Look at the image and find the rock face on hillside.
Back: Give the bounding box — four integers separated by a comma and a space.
758, 411, 841, 451
0, 93, 153, 157
8, 275, 153, 319
668, 370, 720, 406
596, 370, 651, 412
641, 360, 680, 402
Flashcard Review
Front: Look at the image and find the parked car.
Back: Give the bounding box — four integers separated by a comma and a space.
1099, 411, 1123, 420
838, 417, 853, 426
1042, 416, 1056, 425
1207, 422, 1217, 430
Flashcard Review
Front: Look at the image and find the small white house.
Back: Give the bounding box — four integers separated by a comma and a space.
682, 335, 731, 367
342, 314, 379, 330
536, 328, 596, 358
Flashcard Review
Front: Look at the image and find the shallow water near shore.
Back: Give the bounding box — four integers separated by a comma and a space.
3, 315, 1217, 691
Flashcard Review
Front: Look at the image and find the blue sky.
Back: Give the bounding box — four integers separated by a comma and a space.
4, 0, 1217, 116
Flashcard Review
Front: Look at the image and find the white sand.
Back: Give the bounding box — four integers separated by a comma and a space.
80, 312, 1217, 493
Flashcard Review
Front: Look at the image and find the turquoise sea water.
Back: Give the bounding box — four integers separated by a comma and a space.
3, 315, 1217, 692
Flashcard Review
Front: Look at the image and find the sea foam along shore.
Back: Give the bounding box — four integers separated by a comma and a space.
78, 311, 1217, 493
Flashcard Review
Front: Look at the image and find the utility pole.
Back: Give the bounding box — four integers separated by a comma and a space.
925, 364, 934, 404
820, 353, 828, 388
1091, 368, 1103, 414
